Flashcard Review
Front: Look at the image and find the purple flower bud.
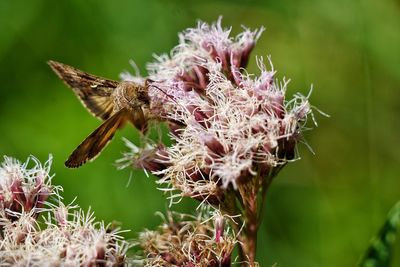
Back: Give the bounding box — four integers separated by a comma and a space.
230, 53, 243, 87
200, 133, 225, 156
95, 240, 106, 262
193, 65, 209, 90
36, 186, 51, 209
161, 252, 179, 265
168, 121, 184, 137
54, 204, 69, 228
270, 94, 285, 119
294, 98, 311, 120
230, 49, 242, 69
136, 145, 169, 174
203, 42, 218, 59
193, 109, 210, 127
214, 214, 225, 243
10, 178, 25, 212
185, 166, 204, 182
217, 49, 230, 73
239, 42, 255, 69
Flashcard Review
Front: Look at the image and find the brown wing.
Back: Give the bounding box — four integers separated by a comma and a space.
129, 108, 148, 133
65, 108, 129, 168
48, 60, 118, 120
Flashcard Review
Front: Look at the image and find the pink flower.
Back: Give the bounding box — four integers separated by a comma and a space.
0, 156, 54, 221
136, 208, 236, 267
122, 19, 314, 206
0, 156, 130, 266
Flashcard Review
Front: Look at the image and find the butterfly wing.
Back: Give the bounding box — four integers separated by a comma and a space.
65, 108, 129, 168
48, 60, 118, 120
129, 108, 148, 133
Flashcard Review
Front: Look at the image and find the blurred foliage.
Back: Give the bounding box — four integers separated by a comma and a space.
359, 201, 400, 267
0, 0, 399, 266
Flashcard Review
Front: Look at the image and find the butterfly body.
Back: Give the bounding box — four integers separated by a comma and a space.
111, 81, 149, 113
48, 60, 151, 168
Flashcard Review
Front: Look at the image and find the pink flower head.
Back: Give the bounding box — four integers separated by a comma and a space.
122, 18, 314, 206
0, 156, 54, 221
137, 208, 236, 267
0, 156, 130, 266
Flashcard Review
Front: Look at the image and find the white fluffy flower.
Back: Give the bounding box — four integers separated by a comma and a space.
0, 156, 130, 267
122, 18, 314, 206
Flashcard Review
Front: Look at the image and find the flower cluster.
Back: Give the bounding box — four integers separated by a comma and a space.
119, 18, 317, 265
135, 208, 236, 267
0, 156, 129, 267
0, 156, 55, 222
121, 18, 313, 205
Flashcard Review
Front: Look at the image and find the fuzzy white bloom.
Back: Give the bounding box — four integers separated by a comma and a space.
0, 204, 129, 266
0, 155, 55, 221
97, 17, 320, 266
0, 156, 130, 267
136, 207, 236, 267
121, 18, 315, 207
156, 64, 311, 198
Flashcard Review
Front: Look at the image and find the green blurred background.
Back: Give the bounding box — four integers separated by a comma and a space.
0, 0, 399, 266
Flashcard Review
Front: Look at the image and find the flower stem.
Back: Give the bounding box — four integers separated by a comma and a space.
243, 200, 258, 265
238, 178, 260, 266
237, 167, 281, 266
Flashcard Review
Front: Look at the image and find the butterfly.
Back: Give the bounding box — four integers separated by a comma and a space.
48, 60, 150, 168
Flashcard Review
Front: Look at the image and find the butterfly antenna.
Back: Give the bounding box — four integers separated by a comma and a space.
146, 79, 178, 104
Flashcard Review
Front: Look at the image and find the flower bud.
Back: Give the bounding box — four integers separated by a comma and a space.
200, 133, 225, 156
0, 156, 54, 221
214, 214, 225, 243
